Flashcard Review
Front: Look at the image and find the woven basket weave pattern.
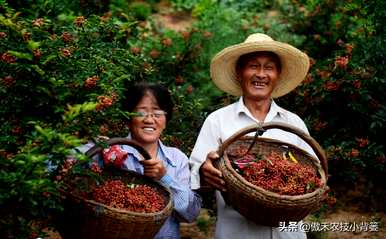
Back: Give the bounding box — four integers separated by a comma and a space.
59, 138, 173, 239
216, 123, 328, 227
60, 172, 173, 239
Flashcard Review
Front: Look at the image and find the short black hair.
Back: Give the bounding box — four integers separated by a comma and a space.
236, 51, 282, 73
123, 82, 174, 122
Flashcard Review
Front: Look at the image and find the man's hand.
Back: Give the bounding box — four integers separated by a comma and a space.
140, 158, 166, 180
200, 151, 226, 191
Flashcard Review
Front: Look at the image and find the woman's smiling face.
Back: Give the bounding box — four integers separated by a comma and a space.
129, 91, 166, 145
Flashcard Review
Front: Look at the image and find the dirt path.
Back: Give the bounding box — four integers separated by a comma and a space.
152, 0, 194, 32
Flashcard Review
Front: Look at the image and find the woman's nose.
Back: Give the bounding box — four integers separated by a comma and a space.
143, 116, 154, 123
143, 114, 155, 123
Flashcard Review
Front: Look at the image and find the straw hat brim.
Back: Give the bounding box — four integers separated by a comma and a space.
210, 40, 310, 98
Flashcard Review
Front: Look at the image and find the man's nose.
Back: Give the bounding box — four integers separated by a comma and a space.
254, 68, 266, 77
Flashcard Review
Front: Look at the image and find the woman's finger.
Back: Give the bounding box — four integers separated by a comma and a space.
143, 171, 158, 179
140, 158, 159, 166
143, 161, 166, 180
144, 168, 159, 174
143, 165, 159, 170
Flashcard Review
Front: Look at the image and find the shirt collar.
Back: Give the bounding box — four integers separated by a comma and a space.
157, 140, 177, 167
236, 96, 287, 121
125, 133, 177, 167
269, 100, 287, 119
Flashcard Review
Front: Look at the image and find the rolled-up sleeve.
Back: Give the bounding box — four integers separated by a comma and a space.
159, 151, 202, 223
189, 115, 221, 190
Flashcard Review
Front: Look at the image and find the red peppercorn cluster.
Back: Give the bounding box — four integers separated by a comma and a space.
235, 151, 322, 195
92, 180, 165, 213
1, 52, 16, 63
96, 95, 114, 111
74, 16, 86, 27
55, 158, 77, 181
228, 144, 249, 156
84, 75, 99, 89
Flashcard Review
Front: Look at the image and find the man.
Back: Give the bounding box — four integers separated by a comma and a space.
189, 33, 314, 238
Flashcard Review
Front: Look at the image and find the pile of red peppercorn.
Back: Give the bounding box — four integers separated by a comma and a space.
230, 150, 322, 196
92, 179, 165, 213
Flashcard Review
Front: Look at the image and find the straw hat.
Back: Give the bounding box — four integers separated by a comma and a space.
210, 33, 310, 98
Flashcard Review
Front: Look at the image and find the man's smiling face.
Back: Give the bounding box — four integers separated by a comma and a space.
236, 51, 281, 101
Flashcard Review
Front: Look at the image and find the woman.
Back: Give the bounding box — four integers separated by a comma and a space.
106, 82, 202, 239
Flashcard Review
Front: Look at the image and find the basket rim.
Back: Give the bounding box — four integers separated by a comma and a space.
222, 136, 327, 199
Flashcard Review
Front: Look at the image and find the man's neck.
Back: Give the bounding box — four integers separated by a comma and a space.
243, 97, 272, 122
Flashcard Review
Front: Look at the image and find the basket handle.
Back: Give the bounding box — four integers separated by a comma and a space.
85, 137, 152, 160
218, 122, 328, 176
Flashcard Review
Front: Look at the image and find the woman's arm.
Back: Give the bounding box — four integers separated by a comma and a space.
159, 151, 202, 223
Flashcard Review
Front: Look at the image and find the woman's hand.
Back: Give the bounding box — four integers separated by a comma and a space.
200, 151, 226, 191
140, 158, 166, 180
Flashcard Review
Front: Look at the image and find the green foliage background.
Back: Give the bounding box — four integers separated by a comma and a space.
1, 0, 385, 238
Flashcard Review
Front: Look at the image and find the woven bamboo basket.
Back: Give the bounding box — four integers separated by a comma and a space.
214, 122, 328, 227
58, 138, 173, 239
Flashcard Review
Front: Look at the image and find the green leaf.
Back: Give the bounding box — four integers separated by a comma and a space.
31, 65, 45, 75
63, 102, 97, 121
42, 54, 57, 65
7, 50, 33, 60
27, 40, 41, 50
